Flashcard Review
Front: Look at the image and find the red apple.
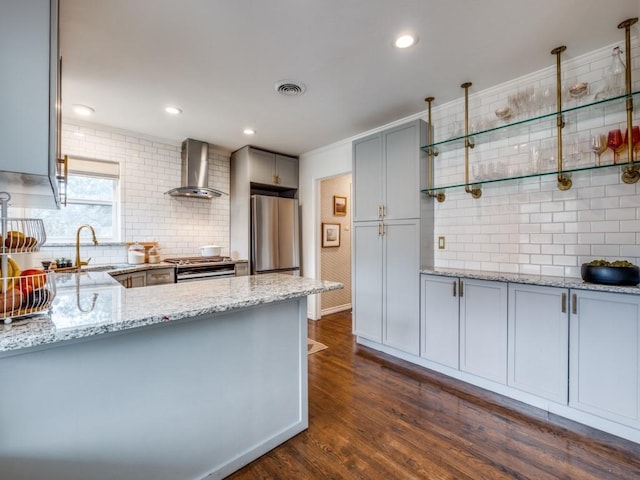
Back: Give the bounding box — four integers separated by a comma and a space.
19, 269, 46, 293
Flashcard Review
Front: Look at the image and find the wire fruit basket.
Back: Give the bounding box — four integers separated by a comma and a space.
0, 192, 55, 324
0, 271, 56, 322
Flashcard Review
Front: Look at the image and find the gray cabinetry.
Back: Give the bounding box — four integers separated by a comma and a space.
421, 275, 507, 383
570, 289, 640, 428
353, 120, 425, 222
352, 222, 383, 342
352, 119, 432, 356
508, 283, 569, 403
230, 146, 299, 262
420, 274, 459, 369
353, 220, 420, 354
0, 0, 61, 208
112, 271, 147, 289
459, 279, 508, 384
245, 147, 298, 190
353, 134, 382, 222
146, 268, 176, 286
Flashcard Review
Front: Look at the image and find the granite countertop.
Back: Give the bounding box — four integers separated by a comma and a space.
0, 272, 342, 355
421, 267, 640, 295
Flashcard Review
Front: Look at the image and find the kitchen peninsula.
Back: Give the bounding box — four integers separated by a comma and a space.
0, 272, 342, 480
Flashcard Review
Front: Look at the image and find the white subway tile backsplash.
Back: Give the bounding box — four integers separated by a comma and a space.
591, 244, 621, 256
590, 221, 620, 233
54, 121, 232, 264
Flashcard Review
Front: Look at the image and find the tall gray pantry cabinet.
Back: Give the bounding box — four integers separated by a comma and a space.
352, 119, 434, 355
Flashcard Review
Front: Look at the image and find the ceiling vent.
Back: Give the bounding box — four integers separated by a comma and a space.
275, 80, 306, 96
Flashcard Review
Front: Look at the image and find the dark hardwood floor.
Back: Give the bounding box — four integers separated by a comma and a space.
228, 311, 640, 479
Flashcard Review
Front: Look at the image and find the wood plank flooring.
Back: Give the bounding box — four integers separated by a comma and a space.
228, 311, 640, 479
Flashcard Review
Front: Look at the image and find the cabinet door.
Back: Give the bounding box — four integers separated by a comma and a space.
383, 120, 422, 220
421, 275, 459, 369
0, 0, 60, 206
352, 222, 383, 342
249, 148, 276, 186
275, 154, 298, 189
460, 279, 508, 384
129, 272, 147, 288
383, 220, 420, 355
570, 290, 640, 427
508, 283, 568, 403
353, 133, 382, 222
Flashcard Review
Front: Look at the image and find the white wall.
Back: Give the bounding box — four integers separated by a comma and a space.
299, 142, 351, 319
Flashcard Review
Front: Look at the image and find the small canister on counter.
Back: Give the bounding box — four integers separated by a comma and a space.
148, 245, 161, 264
127, 242, 146, 265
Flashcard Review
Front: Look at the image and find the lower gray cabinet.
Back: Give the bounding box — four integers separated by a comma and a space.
421, 275, 507, 383
507, 283, 569, 404
353, 220, 420, 355
353, 222, 383, 343
570, 289, 640, 428
459, 279, 508, 384
112, 271, 146, 289
420, 274, 459, 369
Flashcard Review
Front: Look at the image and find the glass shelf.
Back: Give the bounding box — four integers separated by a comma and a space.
421, 161, 634, 194
421, 91, 640, 156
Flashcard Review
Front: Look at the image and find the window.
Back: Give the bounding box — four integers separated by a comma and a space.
26, 157, 121, 243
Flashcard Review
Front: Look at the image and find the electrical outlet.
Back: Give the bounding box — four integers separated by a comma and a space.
438, 236, 445, 249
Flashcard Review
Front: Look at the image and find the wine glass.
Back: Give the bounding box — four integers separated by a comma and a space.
590, 134, 607, 165
623, 126, 640, 162
607, 129, 624, 164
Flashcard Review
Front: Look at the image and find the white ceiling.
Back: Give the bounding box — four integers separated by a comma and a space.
60, 0, 640, 156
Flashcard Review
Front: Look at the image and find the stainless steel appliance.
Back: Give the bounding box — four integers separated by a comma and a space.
163, 257, 249, 282
165, 139, 227, 199
251, 195, 300, 275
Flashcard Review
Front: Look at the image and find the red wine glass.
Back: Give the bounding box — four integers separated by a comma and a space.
623, 126, 640, 162
607, 129, 624, 164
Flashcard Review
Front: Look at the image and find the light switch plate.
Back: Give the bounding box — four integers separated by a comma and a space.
438, 236, 445, 249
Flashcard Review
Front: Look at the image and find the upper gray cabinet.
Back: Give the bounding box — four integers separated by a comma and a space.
246, 147, 298, 190
353, 119, 427, 222
0, 0, 61, 208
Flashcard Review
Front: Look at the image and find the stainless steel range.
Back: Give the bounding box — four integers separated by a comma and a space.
163, 257, 249, 282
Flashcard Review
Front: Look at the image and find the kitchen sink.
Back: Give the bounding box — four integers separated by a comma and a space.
81, 264, 131, 272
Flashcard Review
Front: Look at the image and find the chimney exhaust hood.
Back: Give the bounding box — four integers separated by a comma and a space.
166, 139, 227, 199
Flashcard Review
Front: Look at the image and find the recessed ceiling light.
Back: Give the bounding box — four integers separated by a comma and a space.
243, 128, 256, 135
72, 104, 95, 116
165, 106, 182, 115
394, 34, 418, 49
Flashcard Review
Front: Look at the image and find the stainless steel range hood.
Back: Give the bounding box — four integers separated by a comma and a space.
166, 139, 227, 199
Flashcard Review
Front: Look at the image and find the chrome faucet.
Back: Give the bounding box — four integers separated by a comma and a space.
75, 224, 99, 268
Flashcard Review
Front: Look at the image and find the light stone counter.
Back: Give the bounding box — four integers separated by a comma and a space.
421, 267, 640, 294
0, 271, 342, 355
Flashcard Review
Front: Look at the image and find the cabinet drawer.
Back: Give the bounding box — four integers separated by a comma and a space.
146, 268, 175, 285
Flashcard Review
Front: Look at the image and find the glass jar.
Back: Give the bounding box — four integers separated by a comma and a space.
148, 246, 161, 264
127, 242, 146, 264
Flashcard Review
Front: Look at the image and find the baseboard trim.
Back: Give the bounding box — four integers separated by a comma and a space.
321, 303, 352, 316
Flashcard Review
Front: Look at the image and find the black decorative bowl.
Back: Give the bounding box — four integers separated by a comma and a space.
581, 264, 640, 286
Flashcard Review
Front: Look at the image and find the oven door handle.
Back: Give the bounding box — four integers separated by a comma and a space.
177, 271, 235, 281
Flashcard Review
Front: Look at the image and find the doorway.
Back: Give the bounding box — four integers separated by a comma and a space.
319, 174, 352, 316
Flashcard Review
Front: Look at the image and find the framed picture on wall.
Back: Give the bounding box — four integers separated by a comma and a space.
322, 223, 341, 248
333, 195, 347, 216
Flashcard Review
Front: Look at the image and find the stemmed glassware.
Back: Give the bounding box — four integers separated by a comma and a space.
623, 126, 640, 162
590, 134, 607, 165
607, 129, 624, 164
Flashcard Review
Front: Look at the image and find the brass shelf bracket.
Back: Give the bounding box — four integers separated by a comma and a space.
551, 45, 572, 191
424, 96, 445, 202
461, 82, 481, 198
619, 18, 640, 184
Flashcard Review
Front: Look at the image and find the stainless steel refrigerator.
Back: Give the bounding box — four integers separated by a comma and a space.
251, 195, 300, 275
